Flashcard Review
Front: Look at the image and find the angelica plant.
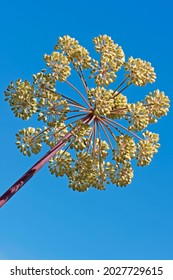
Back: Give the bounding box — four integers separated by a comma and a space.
0, 35, 170, 207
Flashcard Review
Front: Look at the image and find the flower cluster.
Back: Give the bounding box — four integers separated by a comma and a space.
16, 127, 43, 156
68, 139, 109, 191
93, 35, 125, 71
44, 123, 68, 148
124, 56, 156, 86
127, 102, 149, 131
4, 79, 37, 119
70, 123, 91, 151
37, 91, 69, 126
108, 93, 128, 119
4, 34, 170, 193
113, 135, 136, 163
105, 161, 134, 187
88, 87, 114, 116
136, 131, 160, 166
90, 35, 125, 86
145, 90, 170, 122
44, 52, 71, 81
114, 162, 134, 187
33, 71, 56, 93
48, 150, 73, 177
68, 152, 98, 191
55, 35, 91, 69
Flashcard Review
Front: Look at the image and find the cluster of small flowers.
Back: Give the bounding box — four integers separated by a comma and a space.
48, 150, 73, 177
93, 139, 109, 159
37, 91, 69, 126
113, 135, 136, 163
55, 35, 79, 53
90, 59, 117, 86
54, 35, 91, 69
50, 138, 110, 192
70, 123, 91, 151
88, 87, 114, 116
68, 140, 109, 191
114, 162, 134, 187
136, 131, 160, 166
33, 71, 56, 93
105, 162, 134, 187
90, 35, 125, 86
124, 57, 156, 86
108, 93, 128, 119
127, 102, 149, 131
68, 152, 96, 191
16, 127, 43, 156
4, 79, 37, 120
93, 35, 125, 70
44, 123, 68, 148
126, 90, 170, 131
145, 90, 170, 122
4, 34, 170, 192
44, 52, 71, 81
106, 135, 136, 186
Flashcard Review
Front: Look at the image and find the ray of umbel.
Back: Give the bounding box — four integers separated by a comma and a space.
0, 34, 170, 207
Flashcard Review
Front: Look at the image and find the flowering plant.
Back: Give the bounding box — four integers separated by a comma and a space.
0, 35, 170, 207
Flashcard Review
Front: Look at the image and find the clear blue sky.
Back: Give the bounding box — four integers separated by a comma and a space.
0, 0, 173, 260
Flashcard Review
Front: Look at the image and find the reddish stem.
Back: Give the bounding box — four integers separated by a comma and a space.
0, 113, 93, 208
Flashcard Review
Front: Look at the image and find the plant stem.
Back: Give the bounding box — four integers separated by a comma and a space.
99, 120, 113, 150
98, 117, 118, 143
103, 117, 143, 140
67, 103, 91, 111
78, 66, 89, 92
113, 77, 129, 94
110, 107, 128, 114
0, 113, 93, 208
65, 80, 91, 109
45, 87, 86, 110
101, 117, 124, 136
92, 119, 96, 156
86, 125, 94, 154
68, 109, 90, 113
96, 120, 102, 173
113, 82, 131, 97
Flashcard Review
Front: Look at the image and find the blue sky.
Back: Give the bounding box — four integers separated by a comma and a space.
0, 0, 173, 260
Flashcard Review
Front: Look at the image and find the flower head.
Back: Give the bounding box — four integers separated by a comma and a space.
5, 79, 37, 119
4, 35, 170, 192
124, 56, 156, 86
90, 35, 125, 86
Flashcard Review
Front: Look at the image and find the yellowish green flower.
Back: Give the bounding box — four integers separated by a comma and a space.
16, 127, 43, 156
136, 131, 160, 166
4, 34, 170, 193
145, 90, 170, 122
127, 102, 150, 131
4, 79, 37, 119
124, 56, 156, 86
90, 35, 125, 86
44, 52, 71, 81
